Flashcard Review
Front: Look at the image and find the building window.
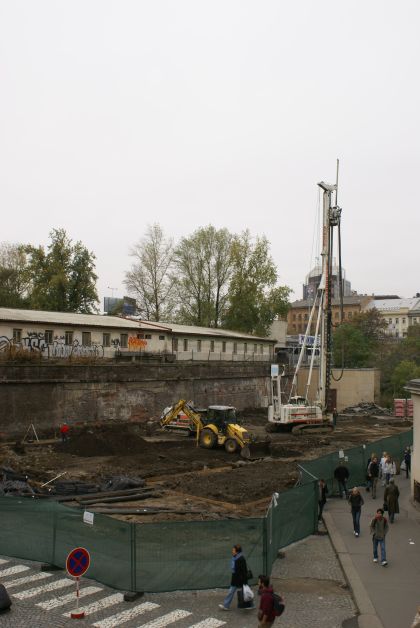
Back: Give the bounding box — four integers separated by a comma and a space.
254, 344, 257, 353
44, 330, 53, 344
260, 344, 263, 354
183, 339, 188, 351
222, 341, 226, 353
138, 332, 145, 339
210, 340, 215, 352
197, 339, 202, 351
173, 338, 178, 351
298, 313, 302, 320
402, 318, 406, 324
103, 333, 110, 347
233, 342, 237, 354
120, 333, 128, 348
395, 318, 399, 324
292, 324, 296, 330
304, 313, 308, 320
244, 342, 247, 354
82, 332, 91, 346
348, 312, 352, 319
12, 328, 22, 343
65, 331, 73, 345
159, 335, 165, 340
414, 318, 418, 324
293, 314, 296, 321
145, 334, 152, 340
389, 319, 392, 325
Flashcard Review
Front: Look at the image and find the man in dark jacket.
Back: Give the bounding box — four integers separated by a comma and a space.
219, 544, 250, 610
367, 457, 380, 499
334, 462, 350, 498
258, 575, 277, 627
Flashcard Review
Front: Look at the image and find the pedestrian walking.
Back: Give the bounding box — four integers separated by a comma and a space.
383, 478, 400, 523
367, 456, 380, 498
348, 487, 364, 536
403, 447, 411, 479
379, 451, 387, 485
318, 479, 328, 521
370, 508, 389, 566
219, 544, 252, 611
334, 462, 349, 498
365, 453, 376, 492
257, 575, 278, 627
383, 455, 396, 485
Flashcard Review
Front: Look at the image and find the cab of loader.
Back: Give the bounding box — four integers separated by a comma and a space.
206, 405, 237, 431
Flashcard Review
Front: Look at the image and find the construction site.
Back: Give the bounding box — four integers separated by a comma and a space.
0, 405, 412, 524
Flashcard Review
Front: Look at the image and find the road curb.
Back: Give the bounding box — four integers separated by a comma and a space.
323, 512, 384, 628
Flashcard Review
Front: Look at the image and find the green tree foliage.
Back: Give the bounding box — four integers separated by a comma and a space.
174, 226, 233, 327
125, 224, 175, 321
26, 229, 98, 313
332, 308, 387, 368
391, 360, 420, 397
0, 243, 31, 308
222, 231, 291, 336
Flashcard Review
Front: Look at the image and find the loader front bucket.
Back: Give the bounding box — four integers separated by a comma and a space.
245, 436, 271, 459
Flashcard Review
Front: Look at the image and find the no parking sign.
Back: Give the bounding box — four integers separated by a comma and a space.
66, 547, 91, 619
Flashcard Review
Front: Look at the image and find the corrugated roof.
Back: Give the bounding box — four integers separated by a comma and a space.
366, 298, 420, 312
0, 308, 142, 330
129, 317, 272, 341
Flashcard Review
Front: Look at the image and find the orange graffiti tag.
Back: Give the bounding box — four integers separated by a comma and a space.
128, 336, 148, 350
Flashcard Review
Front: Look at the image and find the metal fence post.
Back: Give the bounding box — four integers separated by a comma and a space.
263, 511, 268, 576
51, 505, 57, 566
131, 522, 137, 592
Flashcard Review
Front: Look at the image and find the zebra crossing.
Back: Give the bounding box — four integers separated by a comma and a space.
0, 557, 228, 627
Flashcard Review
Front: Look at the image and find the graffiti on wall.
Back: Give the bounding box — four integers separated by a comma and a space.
0, 333, 104, 359
128, 336, 148, 350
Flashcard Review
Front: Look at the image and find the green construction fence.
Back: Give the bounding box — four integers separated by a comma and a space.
0, 429, 411, 592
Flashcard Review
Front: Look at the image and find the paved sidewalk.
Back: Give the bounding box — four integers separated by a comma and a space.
324, 474, 420, 628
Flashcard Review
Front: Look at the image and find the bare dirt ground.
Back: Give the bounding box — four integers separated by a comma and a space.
0, 413, 412, 523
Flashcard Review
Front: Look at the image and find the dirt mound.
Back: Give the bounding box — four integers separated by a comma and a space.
60, 424, 150, 457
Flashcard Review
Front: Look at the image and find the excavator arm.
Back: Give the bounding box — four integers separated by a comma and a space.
160, 399, 203, 433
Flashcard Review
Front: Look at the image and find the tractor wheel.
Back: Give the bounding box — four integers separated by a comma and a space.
199, 428, 217, 449
224, 438, 238, 454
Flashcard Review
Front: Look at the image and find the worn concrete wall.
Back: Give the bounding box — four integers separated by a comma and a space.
0, 363, 270, 436
296, 367, 380, 411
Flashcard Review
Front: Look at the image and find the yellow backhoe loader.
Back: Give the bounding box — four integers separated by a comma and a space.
160, 399, 252, 459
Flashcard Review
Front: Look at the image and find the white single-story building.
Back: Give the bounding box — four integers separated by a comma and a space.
0, 307, 275, 361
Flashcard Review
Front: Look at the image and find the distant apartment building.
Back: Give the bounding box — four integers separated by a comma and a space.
365, 297, 420, 338
287, 295, 373, 335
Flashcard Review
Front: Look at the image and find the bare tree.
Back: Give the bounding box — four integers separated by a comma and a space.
124, 224, 175, 321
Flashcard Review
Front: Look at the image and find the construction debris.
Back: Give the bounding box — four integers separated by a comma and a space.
340, 402, 392, 416
0, 467, 35, 496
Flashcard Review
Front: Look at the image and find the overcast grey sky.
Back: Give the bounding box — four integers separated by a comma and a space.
1, 1, 419, 309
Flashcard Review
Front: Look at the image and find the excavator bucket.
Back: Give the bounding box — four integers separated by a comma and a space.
245, 436, 271, 459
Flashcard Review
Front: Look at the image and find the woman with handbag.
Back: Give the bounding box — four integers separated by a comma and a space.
219, 544, 254, 611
